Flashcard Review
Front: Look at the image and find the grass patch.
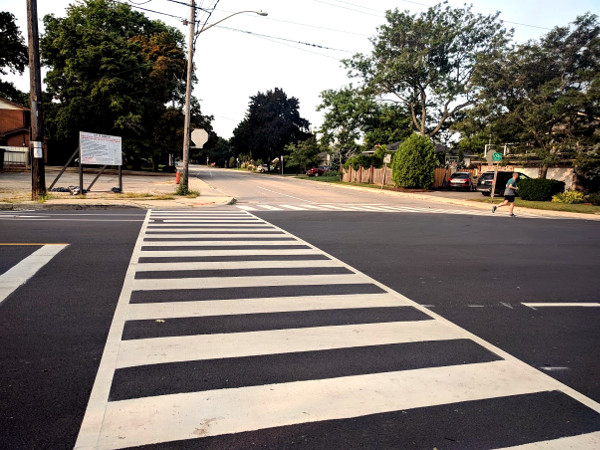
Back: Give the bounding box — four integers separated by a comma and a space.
298, 174, 342, 183
473, 197, 600, 214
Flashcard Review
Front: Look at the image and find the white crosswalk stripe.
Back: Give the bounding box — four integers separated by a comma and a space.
235, 203, 547, 217
76, 209, 598, 448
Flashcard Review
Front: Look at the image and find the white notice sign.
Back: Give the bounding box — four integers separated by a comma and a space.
79, 131, 122, 166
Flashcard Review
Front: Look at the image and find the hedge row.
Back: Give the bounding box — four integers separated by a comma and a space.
518, 178, 565, 201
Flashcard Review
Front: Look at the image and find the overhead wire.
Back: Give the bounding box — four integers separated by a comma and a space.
216, 26, 353, 53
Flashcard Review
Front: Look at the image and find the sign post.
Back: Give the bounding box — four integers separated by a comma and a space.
490, 152, 502, 202
382, 154, 391, 189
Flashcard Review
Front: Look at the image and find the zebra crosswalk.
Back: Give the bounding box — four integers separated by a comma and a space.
75, 210, 600, 449
236, 203, 545, 217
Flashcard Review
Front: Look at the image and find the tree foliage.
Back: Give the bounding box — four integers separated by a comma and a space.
344, 3, 511, 138
231, 88, 311, 170
391, 133, 438, 188
0, 11, 28, 105
41, 0, 195, 166
285, 136, 323, 173
472, 13, 600, 179
317, 85, 412, 163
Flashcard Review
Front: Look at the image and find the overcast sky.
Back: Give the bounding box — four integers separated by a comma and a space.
2, 0, 598, 138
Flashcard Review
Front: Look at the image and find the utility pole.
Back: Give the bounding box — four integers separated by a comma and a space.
27, 0, 46, 200
180, 0, 196, 193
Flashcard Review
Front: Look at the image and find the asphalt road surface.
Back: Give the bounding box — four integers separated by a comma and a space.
1, 172, 599, 449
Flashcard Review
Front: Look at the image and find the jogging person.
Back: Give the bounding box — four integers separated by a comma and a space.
492, 172, 519, 216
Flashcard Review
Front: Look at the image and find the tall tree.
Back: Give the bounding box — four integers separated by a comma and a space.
41, 0, 191, 166
472, 13, 600, 178
317, 85, 373, 163
344, 3, 511, 138
317, 86, 412, 165
0, 11, 28, 105
285, 136, 323, 173
231, 88, 311, 170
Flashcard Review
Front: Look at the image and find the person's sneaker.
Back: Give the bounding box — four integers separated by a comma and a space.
492, 206, 497, 213
510, 213, 517, 217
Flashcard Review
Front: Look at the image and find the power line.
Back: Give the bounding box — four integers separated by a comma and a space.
309, 0, 552, 32
162, 0, 212, 12
112, 0, 187, 21
217, 25, 353, 53
217, 9, 369, 37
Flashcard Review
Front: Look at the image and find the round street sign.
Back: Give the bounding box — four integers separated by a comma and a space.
493, 152, 503, 162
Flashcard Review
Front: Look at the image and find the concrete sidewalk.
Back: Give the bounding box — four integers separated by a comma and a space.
0, 167, 233, 210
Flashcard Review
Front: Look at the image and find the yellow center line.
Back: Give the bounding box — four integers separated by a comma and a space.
0, 243, 69, 246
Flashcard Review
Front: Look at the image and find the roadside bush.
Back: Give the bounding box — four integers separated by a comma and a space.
391, 133, 437, 189
585, 193, 600, 206
161, 165, 176, 173
552, 191, 584, 204
518, 178, 565, 201
228, 156, 236, 168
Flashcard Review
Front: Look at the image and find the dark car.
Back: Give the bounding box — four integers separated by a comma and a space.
447, 172, 476, 191
307, 166, 329, 176
476, 171, 530, 196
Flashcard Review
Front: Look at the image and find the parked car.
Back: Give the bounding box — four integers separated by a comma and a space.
476, 171, 530, 196
447, 172, 476, 191
307, 166, 330, 176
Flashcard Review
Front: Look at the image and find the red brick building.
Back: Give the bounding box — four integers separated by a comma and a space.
0, 97, 30, 148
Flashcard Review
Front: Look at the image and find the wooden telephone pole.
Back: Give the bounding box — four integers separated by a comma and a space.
180, 0, 196, 193
27, 0, 46, 199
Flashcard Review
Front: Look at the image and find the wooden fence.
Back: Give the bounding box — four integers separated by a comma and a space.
342, 166, 479, 188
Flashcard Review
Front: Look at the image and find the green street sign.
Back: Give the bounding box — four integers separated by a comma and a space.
493, 152, 503, 162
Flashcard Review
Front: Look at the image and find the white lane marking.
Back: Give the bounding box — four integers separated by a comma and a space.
135, 260, 339, 271
152, 219, 265, 223
147, 223, 269, 227
141, 240, 309, 247
97, 360, 552, 448
279, 204, 306, 210
500, 302, 514, 309
145, 228, 275, 232
125, 293, 409, 321
151, 211, 249, 215
143, 233, 287, 239
257, 204, 285, 211
495, 431, 600, 449
257, 185, 315, 203
132, 273, 368, 291
468, 304, 486, 308
540, 366, 570, 372
75, 210, 152, 449
522, 302, 600, 308
236, 205, 259, 211
0, 244, 68, 305
0, 218, 145, 222
139, 249, 321, 258
116, 320, 464, 369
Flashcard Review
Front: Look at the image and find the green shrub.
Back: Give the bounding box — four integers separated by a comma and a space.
343, 149, 388, 170
518, 178, 565, 201
391, 133, 437, 189
552, 191, 584, 204
585, 192, 600, 206
161, 165, 176, 173
228, 156, 236, 168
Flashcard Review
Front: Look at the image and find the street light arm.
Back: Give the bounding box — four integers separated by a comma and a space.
198, 10, 267, 34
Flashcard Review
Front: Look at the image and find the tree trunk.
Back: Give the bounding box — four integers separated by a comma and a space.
538, 164, 549, 179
